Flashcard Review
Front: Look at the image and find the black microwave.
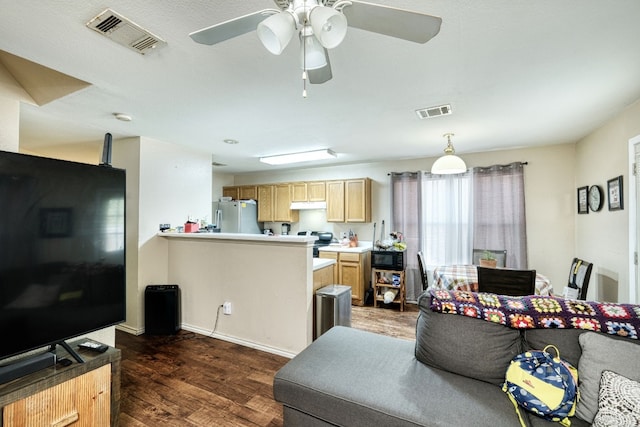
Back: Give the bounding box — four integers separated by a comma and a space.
371, 250, 406, 271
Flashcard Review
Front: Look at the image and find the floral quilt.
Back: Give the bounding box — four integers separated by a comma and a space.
429, 289, 640, 340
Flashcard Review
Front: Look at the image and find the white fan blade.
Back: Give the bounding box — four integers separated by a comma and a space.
189, 9, 279, 45
308, 50, 332, 84
342, 1, 442, 44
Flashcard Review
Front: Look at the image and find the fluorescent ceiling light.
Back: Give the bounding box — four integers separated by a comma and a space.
260, 149, 337, 165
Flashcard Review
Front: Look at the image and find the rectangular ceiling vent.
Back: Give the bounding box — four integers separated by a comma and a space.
415, 104, 452, 119
86, 8, 167, 55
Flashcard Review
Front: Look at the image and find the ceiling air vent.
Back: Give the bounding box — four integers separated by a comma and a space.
415, 104, 452, 119
86, 9, 167, 55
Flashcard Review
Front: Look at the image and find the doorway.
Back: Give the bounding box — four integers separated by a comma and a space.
629, 134, 640, 303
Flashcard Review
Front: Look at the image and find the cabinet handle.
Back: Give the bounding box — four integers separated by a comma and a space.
51, 411, 79, 427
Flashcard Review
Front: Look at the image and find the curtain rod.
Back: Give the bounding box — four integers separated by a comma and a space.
388, 162, 528, 176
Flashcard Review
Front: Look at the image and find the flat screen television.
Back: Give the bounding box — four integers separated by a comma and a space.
0, 150, 126, 362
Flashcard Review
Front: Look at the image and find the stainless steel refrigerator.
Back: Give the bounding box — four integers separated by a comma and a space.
212, 200, 262, 234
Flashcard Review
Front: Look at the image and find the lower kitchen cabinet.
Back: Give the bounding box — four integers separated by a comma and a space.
313, 264, 335, 292
0, 343, 121, 427
319, 250, 371, 306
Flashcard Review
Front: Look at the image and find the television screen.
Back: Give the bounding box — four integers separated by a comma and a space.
0, 151, 126, 360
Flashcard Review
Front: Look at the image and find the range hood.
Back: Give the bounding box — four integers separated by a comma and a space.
290, 201, 327, 210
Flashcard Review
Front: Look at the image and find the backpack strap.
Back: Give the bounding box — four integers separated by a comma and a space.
504, 389, 532, 427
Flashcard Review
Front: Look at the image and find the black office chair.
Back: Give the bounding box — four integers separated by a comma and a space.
477, 266, 536, 296
417, 251, 429, 290
568, 258, 593, 300
472, 249, 507, 267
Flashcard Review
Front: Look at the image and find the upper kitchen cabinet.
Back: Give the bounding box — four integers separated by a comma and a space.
222, 185, 257, 200
274, 184, 299, 222
239, 185, 258, 200
292, 181, 326, 202
222, 186, 239, 200
326, 178, 372, 223
257, 185, 275, 222
326, 180, 345, 222
259, 184, 299, 223
345, 178, 371, 223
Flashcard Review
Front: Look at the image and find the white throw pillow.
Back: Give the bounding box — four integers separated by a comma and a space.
592, 370, 640, 427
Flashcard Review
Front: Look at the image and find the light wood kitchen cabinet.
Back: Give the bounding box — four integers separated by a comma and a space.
325, 180, 345, 222
258, 184, 299, 223
257, 185, 275, 222
222, 186, 239, 200
308, 181, 326, 201
326, 178, 371, 223
345, 178, 371, 222
313, 263, 336, 293
319, 250, 371, 306
274, 184, 299, 222
292, 182, 308, 202
222, 185, 257, 200
238, 185, 258, 200
292, 181, 326, 202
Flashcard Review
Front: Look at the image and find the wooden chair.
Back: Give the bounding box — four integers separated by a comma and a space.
477, 266, 536, 296
417, 251, 429, 290
472, 249, 507, 267
568, 258, 593, 300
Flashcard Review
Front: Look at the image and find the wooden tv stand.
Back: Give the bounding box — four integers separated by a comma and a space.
0, 340, 120, 426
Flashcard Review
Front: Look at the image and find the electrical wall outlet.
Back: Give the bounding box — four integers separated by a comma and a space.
223, 301, 232, 315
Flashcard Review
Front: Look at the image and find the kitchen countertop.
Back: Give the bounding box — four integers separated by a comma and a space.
313, 258, 336, 271
317, 241, 373, 254
158, 231, 317, 244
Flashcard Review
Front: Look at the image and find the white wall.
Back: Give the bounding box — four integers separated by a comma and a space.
575, 98, 640, 303
0, 98, 19, 152
216, 143, 576, 294
114, 136, 212, 334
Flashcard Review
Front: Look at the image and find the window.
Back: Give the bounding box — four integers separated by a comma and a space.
391, 162, 528, 299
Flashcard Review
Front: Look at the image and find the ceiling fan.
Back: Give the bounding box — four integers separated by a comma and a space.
189, 0, 442, 86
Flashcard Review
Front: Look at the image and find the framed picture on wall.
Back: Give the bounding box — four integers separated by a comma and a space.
607, 175, 624, 211
577, 186, 589, 214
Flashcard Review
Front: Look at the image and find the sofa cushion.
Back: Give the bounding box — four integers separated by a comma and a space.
523, 329, 585, 367
416, 293, 522, 386
575, 332, 640, 423
592, 370, 640, 427
274, 326, 523, 427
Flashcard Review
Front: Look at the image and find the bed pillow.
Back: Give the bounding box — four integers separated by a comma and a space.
592, 370, 640, 427
575, 332, 640, 423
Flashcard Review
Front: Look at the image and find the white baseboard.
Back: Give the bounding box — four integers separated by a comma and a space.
181, 323, 296, 359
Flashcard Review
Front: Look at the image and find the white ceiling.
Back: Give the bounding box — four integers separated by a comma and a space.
1, 0, 640, 173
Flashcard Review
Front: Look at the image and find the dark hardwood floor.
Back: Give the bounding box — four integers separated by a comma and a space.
116, 303, 419, 426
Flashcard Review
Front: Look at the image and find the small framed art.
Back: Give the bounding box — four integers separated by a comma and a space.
607, 175, 624, 211
577, 186, 589, 214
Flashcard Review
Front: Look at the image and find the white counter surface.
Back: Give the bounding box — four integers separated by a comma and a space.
313, 258, 336, 271
317, 241, 373, 254
159, 231, 317, 244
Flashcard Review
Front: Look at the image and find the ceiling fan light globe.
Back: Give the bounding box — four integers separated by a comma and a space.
431, 154, 467, 175
300, 34, 327, 70
257, 12, 297, 54
310, 6, 347, 49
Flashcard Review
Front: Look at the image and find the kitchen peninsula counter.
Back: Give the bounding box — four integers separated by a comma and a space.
158, 231, 319, 357
159, 231, 317, 244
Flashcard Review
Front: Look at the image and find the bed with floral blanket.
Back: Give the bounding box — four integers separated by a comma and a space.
429, 289, 640, 340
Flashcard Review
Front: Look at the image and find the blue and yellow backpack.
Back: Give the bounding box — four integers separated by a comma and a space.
503, 345, 579, 426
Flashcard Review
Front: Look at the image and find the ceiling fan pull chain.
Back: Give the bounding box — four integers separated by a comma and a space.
302, 4, 309, 98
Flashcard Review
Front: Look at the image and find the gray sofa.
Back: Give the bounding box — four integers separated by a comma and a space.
273, 291, 640, 426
